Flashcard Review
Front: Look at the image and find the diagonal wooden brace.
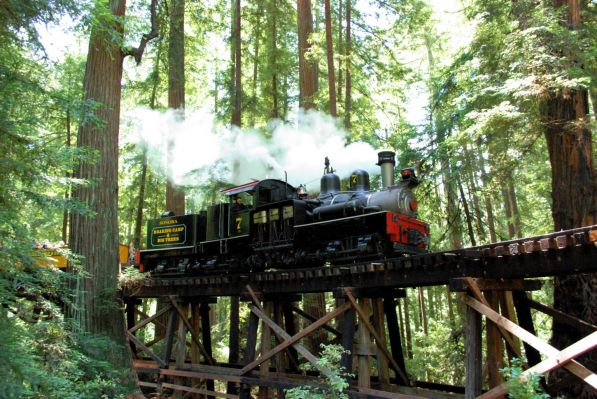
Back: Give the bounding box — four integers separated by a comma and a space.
129, 303, 172, 334
463, 295, 597, 391
240, 302, 351, 375
343, 288, 410, 385
244, 285, 335, 379
477, 330, 597, 398
463, 278, 521, 358
127, 330, 167, 368
169, 295, 216, 365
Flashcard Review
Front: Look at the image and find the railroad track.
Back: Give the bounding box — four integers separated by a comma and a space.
123, 225, 597, 298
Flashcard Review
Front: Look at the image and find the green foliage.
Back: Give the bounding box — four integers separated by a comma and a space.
500, 358, 549, 399
118, 265, 147, 289
0, 314, 132, 399
285, 344, 352, 399
406, 318, 465, 385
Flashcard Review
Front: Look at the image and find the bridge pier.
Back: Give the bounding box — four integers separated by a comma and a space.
122, 225, 597, 398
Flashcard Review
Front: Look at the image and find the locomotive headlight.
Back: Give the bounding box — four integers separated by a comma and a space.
410, 198, 418, 212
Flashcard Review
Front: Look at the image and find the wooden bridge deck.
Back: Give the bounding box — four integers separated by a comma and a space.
123, 225, 597, 399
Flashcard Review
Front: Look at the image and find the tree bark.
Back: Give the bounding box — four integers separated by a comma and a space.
403, 293, 412, 358
249, 8, 261, 127
133, 150, 147, 250
231, 0, 242, 126
458, 177, 476, 246
297, 0, 316, 110
417, 287, 427, 335
546, 1, 597, 397
324, 0, 337, 116
62, 108, 72, 243
337, 0, 343, 104
507, 180, 522, 238
268, 0, 278, 118
344, 0, 351, 128
166, 0, 185, 215
70, 0, 128, 365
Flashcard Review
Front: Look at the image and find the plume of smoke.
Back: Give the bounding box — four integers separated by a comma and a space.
122, 108, 380, 192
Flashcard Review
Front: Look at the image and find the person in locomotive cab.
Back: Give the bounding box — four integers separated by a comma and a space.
231, 194, 247, 211
297, 184, 308, 199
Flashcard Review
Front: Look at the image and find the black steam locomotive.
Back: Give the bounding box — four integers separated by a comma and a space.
137, 151, 429, 274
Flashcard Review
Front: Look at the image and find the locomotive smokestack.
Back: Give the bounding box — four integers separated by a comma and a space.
377, 151, 396, 188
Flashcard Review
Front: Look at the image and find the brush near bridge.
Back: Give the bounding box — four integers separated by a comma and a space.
123, 225, 597, 399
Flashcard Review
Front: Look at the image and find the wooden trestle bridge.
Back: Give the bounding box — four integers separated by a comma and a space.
122, 225, 597, 399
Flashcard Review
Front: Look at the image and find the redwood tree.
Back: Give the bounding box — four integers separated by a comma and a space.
324, 0, 337, 116
231, 0, 242, 126
545, 0, 597, 396
297, 0, 316, 110
70, 0, 156, 366
166, 0, 185, 215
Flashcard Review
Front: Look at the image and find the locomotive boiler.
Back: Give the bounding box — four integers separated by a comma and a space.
137, 151, 429, 274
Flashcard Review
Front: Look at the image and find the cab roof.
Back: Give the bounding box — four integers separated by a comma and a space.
220, 181, 260, 196
220, 179, 298, 206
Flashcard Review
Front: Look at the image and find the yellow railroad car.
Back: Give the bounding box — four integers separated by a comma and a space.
31, 248, 68, 270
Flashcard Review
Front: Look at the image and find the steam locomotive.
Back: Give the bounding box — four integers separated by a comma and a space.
137, 151, 429, 274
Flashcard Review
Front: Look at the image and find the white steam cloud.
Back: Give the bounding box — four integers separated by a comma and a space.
122, 108, 380, 192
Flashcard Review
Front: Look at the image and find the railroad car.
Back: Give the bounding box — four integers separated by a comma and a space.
137, 151, 429, 274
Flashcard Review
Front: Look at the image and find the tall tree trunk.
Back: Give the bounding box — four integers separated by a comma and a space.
458, 177, 476, 246
70, 0, 129, 365
133, 151, 148, 249
297, 0, 325, 353
297, 0, 316, 110
546, 1, 597, 397
250, 8, 260, 127
478, 147, 497, 242
403, 293, 412, 358
445, 286, 454, 327
337, 0, 343, 104
467, 173, 486, 243
501, 186, 515, 239
269, 0, 278, 118
324, 0, 337, 116
507, 180, 522, 238
166, 0, 185, 215
134, 49, 161, 249
62, 109, 72, 243
344, 0, 351, 128
417, 287, 427, 335
231, 0, 242, 126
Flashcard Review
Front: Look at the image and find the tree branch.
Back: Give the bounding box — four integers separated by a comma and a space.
122, 0, 159, 65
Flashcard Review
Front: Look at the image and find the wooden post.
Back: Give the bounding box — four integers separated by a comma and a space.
200, 302, 215, 399
283, 301, 299, 371
190, 302, 201, 399
274, 302, 287, 399
126, 300, 137, 354
383, 297, 408, 385
174, 302, 188, 399
499, 291, 521, 362
227, 296, 240, 394
158, 306, 178, 397
163, 306, 178, 366
485, 291, 504, 387
372, 298, 390, 385
512, 291, 542, 367
357, 298, 371, 389
465, 297, 482, 398
259, 302, 272, 399
239, 307, 260, 399
341, 305, 356, 374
